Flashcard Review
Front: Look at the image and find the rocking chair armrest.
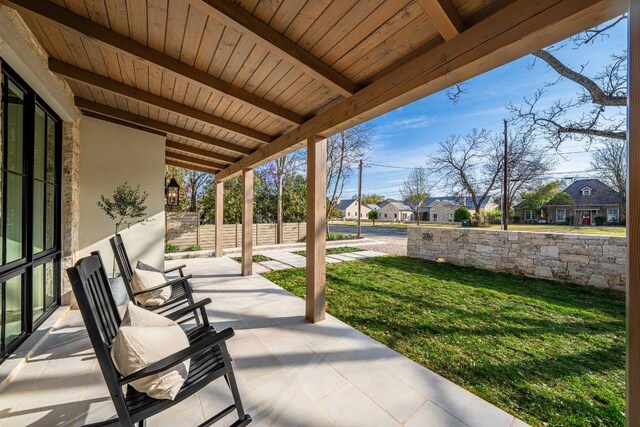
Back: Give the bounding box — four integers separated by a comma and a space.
131, 275, 193, 296
164, 264, 186, 276
118, 327, 235, 385
165, 298, 212, 325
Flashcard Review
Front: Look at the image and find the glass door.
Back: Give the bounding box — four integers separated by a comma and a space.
1, 63, 61, 359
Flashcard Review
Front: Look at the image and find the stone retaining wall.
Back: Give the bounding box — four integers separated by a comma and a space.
407, 227, 626, 290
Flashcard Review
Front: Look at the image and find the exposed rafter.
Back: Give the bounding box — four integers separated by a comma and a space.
198, 0, 359, 97
165, 140, 238, 165
81, 110, 167, 137
5, 0, 305, 125
50, 58, 272, 144
216, 0, 626, 181
166, 158, 219, 175
75, 97, 254, 156
416, 0, 466, 41
166, 151, 225, 170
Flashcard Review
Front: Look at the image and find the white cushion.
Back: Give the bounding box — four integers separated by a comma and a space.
131, 266, 171, 307
111, 302, 190, 400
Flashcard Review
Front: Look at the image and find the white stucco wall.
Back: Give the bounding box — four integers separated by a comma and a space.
78, 116, 165, 273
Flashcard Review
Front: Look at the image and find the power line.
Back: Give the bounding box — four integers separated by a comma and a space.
367, 162, 415, 170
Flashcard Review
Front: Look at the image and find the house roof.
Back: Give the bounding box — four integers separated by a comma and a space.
385, 201, 411, 211
366, 204, 380, 211
336, 199, 357, 211
554, 179, 620, 207
423, 196, 492, 209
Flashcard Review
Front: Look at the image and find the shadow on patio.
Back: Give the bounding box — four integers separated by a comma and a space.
0, 257, 525, 427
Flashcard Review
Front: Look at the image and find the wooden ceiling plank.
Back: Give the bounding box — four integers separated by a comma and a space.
216, 0, 625, 181
5, 0, 304, 125
49, 58, 273, 144
165, 150, 226, 170
197, 0, 359, 97
166, 158, 218, 174
75, 96, 254, 156
416, 0, 466, 41
165, 140, 239, 164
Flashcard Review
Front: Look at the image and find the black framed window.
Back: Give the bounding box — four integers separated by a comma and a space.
1, 61, 61, 360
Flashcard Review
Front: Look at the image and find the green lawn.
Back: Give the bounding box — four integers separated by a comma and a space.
263, 256, 625, 426
292, 246, 362, 257
330, 221, 627, 236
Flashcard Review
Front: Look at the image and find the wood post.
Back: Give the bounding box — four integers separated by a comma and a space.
628, 2, 640, 425
306, 136, 327, 323
215, 180, 223, 257
242, 169, 253, 276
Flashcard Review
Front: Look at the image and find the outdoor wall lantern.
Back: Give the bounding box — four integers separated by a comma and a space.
165, 177, 180, 207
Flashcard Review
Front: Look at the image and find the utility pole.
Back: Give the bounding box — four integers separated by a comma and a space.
357, 159, 363, 238
502, 119, 509, 231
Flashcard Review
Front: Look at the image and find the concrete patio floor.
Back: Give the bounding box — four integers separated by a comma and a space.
0, 257, 527, 427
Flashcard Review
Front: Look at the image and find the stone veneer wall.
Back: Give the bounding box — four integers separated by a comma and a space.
61, 121, 81, 305
407, 227, 626, 290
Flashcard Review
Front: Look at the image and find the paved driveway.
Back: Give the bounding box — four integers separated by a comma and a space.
329, 224, 408, 246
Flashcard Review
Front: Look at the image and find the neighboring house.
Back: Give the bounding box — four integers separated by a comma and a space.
416, 196, 497, 222
378, 201, 412, 221
512, 203, 545, 224
336, 199, 370, 220
547, 179, 621, 226
427, 200, 460, 223
365, 204, 380, 212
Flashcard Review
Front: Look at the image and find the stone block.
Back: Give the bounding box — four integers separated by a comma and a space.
588, 275, 609, 288
534, 266, 553, 278
559, 254, 590, 264
540, 245, 559, 258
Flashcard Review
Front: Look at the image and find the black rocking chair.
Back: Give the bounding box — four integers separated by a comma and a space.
109, 234, 199, 319
67, 254, 251, 427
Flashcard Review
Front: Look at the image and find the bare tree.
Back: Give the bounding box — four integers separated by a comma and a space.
326, 124, 372, 220
185, 170, 213, 214
509, 15, 627, 148
400, 167, 430, 225
503, 131, 556, 212
591, 139, 627, 214
274, 151, 304, 243
430, 129, 502, 215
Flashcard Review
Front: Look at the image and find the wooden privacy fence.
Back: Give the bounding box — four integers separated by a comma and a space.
166, 212, 305, 250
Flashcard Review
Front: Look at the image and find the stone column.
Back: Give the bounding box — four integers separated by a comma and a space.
61, 119, 81, 306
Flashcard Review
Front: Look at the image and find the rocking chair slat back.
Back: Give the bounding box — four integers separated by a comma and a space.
66, 253, 133, 425
110, 234, 135, 299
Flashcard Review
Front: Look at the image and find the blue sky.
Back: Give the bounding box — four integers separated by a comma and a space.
341, 17, 628, 200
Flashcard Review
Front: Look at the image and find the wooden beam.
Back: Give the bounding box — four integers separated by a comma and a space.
241, 169, 253, 276
416, 0, 466, 41
215, 180, 224, 258
628, 2, 639, 426
305, 136, 327, 323
50, 58, 272, 144
166, 158, 218, 175
5, 0, 305, 125
165, 140, 238, 164
76, 97, 254, 156
216, 0, 626, 181
81, 110, 166, 137
198, 0, 359, 97
165, 151, 225, 170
